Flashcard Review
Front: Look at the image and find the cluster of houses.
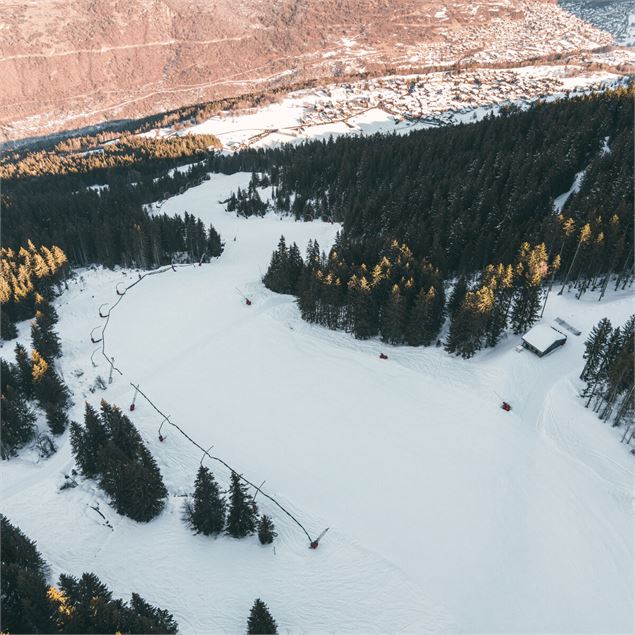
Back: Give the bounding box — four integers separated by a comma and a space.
295, 65, 615, 131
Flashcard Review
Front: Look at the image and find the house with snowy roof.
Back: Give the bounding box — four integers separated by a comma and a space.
521, 324, 567, 358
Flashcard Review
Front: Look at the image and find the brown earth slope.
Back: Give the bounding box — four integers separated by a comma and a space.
0, 0, 613, 143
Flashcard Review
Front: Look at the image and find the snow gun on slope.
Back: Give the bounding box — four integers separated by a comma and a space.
310, 527, 330, 550
235, 287, 252, 306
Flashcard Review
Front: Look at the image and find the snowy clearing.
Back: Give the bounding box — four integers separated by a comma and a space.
1, 173, 633, 633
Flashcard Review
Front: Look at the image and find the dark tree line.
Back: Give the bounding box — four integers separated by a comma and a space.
227, 86, 633, 285
70, 401, 167, 522
2, 161, 224, 271
581, 315, 634, 433
1, 242, 69, 339
2, 304, 72, 459
0, 515, 178, 634
264, 234, 560, 358
265, 235, 446, 344
184, 465, 277, 544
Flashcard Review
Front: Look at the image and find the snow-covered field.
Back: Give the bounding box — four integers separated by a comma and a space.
2, 173, 633, 633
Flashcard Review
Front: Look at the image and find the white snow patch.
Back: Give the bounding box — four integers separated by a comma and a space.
553, 170, 585, 213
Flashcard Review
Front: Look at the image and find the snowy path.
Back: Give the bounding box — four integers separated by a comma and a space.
1, 173, 633, 633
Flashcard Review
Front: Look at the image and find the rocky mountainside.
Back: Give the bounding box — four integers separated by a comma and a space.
0, 0, 616, 143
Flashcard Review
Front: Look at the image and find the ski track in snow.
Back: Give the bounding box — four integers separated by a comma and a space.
1, 172, 634, 633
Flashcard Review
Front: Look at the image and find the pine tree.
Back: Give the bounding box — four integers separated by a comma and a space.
97, 442, 167, 522
347, 276, 377, 339
56, 572, 114, 634
70, 403, 109, 478
71, 401, 167, 522
445, 287, 493, 358
1, 308, 17, 340
226, 472, 257, 538
405, 287, 439, 346
580, 317, 613, 380
0, 515, 55, 634
247, 599, 278, 635
257, 515, 277, 545
45, 402, 69, 435
187, 465, 226, 535
380, 284, 405, 344
1, 359, 37, 458
31, 318, 62, 361
447, 277, 468, 320
31, 349, 70, 411
126, 592, 179, 634
207, 223, 223, 258
34, 295, 59, 329
14, 343, 33, 399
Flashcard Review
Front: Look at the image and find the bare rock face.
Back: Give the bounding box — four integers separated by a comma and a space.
0, 0, 613, 143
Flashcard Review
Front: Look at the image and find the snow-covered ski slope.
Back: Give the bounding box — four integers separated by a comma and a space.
2, 173, 633, 633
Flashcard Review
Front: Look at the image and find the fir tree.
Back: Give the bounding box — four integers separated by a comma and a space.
55, 572, 114, 634
1, 308, 17, 340
0, 515, 55, 634
405, 287, 438, 346
70, 403, 109, 478
97, 442, 167, 522
34, 295, 59, 329
347, 275, 377, 339
247, 599, 278, 635
207, 223, 223, 258
70, 401, 167, 522
1, 359, 37, 458
14, 343, 33, 399
45, 402, 69, 435
447, 277, 468, 320
380, 284, 406, 344
226, 472, 257, 538
257, 515, 277, 545
31, 318, 62, 361
125, 592, 179, 634
186, 465, 226, 536
31, 349, 70, 411
580, 317, 613, 380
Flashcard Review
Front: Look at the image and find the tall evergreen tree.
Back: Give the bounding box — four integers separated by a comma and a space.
70, 403, 109, 478
31, 318, 62, 361
0, 515, 55, 634
226, 472, 257, 539
380, 284, 406, 344
1, 359, 37, 458
186, 465, 226, 536
580, 317, 613, 380
247, 599, 278, 635
1, 308, 18, 340
70, 401, 167, 522
14, 343, 33, 399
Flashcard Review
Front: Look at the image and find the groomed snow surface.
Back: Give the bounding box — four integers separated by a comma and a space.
2, 173, 633, 634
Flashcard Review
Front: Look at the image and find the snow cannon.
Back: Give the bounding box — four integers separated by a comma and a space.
309, 527, 330, 550
501, 402, 511, 412
379, 353, 388, 360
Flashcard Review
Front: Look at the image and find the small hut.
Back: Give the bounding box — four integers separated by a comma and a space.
522, 325, 567, 358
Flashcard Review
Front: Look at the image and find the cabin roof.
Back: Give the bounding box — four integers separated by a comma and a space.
522, 324, 567, 353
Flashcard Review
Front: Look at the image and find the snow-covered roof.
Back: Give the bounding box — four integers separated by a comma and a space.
522, 324, 566, 353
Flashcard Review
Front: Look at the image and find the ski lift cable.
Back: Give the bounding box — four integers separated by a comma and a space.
95, 263, 318, 545
128, 381, 315, 544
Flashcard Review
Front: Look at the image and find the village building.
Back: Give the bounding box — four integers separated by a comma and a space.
522, 324, 567, 358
